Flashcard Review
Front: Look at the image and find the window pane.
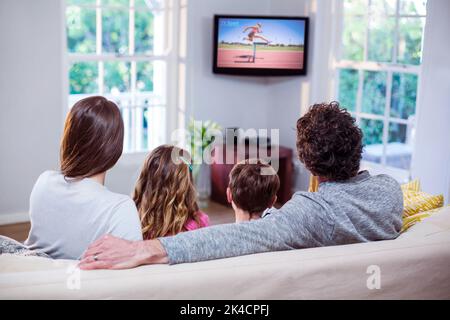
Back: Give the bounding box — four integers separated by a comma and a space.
342, 16, 366, 61
135, 10, 154, 54
387, 122, 413, 169
120, 105, 166, 152
137, 62, 154, 92
69, 62, 98, 94
140, 107, 149, 150
338, 69, 359, 112
66, 6, 96, 53
390, 73, 418, 119
135, 0, 148, 7
370, 0, 396, 15
145, 106, 166, 150
361, 118, 384, 164
135, 0, 165, 9
362, 71, 386, 115
104, 61, 131, 93
400, 0, 427, 15
67, 0, 95, 5
120, 107, 133, 153
102, 9, 129, 54
361, 118, 384, 145
388, 122, 408, 143
103, 0, 129, 7
344, 0, 368, 15
368, 16, 395, 62
397, 17, 425, 65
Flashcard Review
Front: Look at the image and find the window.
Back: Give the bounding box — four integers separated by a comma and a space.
333, 0, 427, 178
65, 0, 175, 153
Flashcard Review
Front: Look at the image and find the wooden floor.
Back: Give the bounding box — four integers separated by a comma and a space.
202, 200, 235, 225
0, 222, 30, 242
0, 201, 235, 242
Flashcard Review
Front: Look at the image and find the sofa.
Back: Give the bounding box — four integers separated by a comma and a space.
1, 206, 449, 300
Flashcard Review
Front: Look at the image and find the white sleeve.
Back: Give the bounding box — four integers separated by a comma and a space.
108, 198, 143, 241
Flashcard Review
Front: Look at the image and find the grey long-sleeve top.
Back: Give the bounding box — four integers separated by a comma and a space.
158, 171, 404, 264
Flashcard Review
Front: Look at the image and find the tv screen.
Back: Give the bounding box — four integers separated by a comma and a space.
213, 15, 309, 76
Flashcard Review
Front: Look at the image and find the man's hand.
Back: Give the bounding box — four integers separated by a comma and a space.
78, 235, 169, 270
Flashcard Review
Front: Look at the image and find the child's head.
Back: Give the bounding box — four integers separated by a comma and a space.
227, 159, 280, 222
133, 145, 199, 239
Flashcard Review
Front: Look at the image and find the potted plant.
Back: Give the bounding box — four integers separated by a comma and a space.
187, 118, 221, 208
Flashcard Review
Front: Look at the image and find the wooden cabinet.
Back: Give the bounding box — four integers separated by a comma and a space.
210, 143, 294, 206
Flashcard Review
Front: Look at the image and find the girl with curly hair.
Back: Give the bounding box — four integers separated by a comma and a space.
133, 145, 209, 239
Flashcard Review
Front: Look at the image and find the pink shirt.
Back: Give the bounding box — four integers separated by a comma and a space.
184, 211, 210, 231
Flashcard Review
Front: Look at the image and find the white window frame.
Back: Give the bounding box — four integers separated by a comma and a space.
330, 0, 427, 182
64, 0, 184, 155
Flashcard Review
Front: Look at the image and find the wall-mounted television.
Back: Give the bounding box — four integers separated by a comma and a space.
213, 15, 309, 76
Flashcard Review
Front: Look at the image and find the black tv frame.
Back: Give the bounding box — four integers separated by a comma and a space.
213, 14, 309, 76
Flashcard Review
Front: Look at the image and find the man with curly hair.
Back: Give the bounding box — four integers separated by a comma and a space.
80, 102, 403, 269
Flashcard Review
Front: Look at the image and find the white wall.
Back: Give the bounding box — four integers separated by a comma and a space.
186, 0, 272, 129
186, 0, 317, 144
186, 0, 316, 191
411, 0, 450, 203
0, 0, 64, 222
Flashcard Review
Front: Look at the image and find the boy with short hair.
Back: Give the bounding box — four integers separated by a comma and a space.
226, 159, 280, 222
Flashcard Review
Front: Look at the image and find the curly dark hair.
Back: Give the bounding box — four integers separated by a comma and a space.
296, 102, 363, 181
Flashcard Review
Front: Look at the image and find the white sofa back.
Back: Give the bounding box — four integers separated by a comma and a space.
1, 207, 450, 299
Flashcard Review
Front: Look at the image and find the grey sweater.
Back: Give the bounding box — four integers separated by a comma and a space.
159, 171, 403, 264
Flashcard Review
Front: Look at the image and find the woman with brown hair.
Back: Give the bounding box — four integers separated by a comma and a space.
25, 96, 142, 259
133, 145, 209, 239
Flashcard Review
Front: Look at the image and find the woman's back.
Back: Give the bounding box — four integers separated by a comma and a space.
25, 171, 142, 259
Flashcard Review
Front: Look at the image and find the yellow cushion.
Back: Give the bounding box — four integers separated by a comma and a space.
400, 179, 444, 232
401, 179, 444, 217
401, 179, 421, 192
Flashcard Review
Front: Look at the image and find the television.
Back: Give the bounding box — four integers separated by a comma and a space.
213, 15, 309, 76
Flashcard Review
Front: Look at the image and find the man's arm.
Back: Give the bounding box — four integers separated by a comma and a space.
158, 192, 333, 264
158, 215, 298, 264
79, 214, 296, 269
79, 214, 294, 269
79, 193, 329, 269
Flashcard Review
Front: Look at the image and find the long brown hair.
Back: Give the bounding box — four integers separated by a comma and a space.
133, 145, 200, 239
60, 96, 124, 178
